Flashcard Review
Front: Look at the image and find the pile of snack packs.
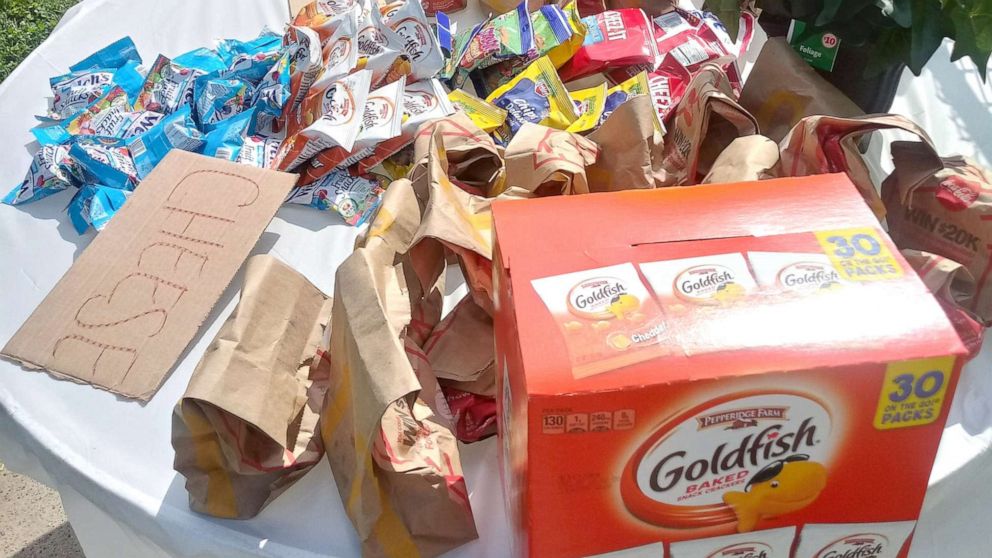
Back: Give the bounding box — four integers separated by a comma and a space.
4, 0, 752, 232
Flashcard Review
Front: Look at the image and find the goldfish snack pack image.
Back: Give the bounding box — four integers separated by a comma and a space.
492, 175, 967, 557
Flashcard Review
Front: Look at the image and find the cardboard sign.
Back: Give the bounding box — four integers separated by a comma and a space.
2, 151, 296, 400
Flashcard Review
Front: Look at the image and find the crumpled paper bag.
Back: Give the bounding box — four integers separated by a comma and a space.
739, 38, 863, 143
779, 114, 935, 220
703, 135, 780, 184
324, 112, 597, 557
661, 63, 759, 185
504, 122, 599, 196
882, 139, 992, 323
587, 95, 667, 192
901, 249, 985, 358
172, 255, 331, 519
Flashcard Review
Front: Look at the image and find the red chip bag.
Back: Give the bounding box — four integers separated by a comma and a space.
558, 9, 658, 82
441, 387, 497, 443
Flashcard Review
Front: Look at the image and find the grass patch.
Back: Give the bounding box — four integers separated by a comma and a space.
0, 0, 77, 82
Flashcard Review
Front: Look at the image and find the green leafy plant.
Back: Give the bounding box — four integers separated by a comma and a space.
705, 0, 992, 79
0, 0, 78, 82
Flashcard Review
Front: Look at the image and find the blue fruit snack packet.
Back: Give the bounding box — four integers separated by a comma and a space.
67, 184, 132, 234
194, 73, 250, 126
69, 37, 141, 72
127, 106, 205, 178
67, 137, 139, 190
202, 108, 256, 161
3, 145, 74, 205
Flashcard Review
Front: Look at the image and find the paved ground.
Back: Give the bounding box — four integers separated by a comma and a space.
0, 463, 85, 557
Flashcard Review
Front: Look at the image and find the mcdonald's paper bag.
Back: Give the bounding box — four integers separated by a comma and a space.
661, 64, 758, 185
740, 38, 863, 143
504, 123, 599, 196
587, 95, 667, 192
702, 135, 780, 184
172, 255, 330, 519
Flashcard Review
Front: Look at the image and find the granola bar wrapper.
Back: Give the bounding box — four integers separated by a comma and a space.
172, 255, 331, 519
660, 63, 758, 185
882, 139, 992, 324
780, 114, 935, 220
323, 114, 531, 557
901, 249, 985, 358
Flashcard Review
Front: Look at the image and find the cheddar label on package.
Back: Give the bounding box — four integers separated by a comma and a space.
814, 227, 903, 282
874, 356, 954, 430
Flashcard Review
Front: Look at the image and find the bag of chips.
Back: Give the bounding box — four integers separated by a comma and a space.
486, 56, 577, 137
600, 71, 649, 126
276, 70, 373, 171
448, 88, 508, 133
558, 9, 658, 82
566, 82, 607, 133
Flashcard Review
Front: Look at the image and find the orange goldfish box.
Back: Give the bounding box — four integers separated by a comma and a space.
491, 174, 967, 558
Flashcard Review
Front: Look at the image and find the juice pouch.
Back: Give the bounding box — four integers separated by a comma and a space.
448, 88, 508, 133
566, 82, 607, 133
67, 137, 139, 190
202, 108, 256, 161
485, 56, 577, 135
354, 78, 454, 174
3, 145, 73, 205
381, 0, 444, 81
236, 135, 282, 168
747, 251, 847, 294
215, 31, 283, 84
457, 0, 533, 74
69, 36, 141, 72
126, 106, 205, 178
193, 73, 250, 126
67, 184, 132, 234
558, 9, 659, 82
599, 71, 649, 126
133, 55, 206, 115
298, 76, 406, 185
284, 167, 384, 226
668, 527, 796, 558
282, 25, 325, 114
531, 263, 670, 379
275, 69, 373, 171
794, 522, 916, 558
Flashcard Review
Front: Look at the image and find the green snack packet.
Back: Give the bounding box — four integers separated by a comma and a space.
457, 0, 533, 74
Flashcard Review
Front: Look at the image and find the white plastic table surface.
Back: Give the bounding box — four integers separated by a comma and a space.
1, 1, 991, 557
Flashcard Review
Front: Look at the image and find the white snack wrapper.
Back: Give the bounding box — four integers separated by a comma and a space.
669, 527, 797, 558
794, 521, 916, 558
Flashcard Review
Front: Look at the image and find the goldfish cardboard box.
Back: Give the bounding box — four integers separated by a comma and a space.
491, 174, 967, 558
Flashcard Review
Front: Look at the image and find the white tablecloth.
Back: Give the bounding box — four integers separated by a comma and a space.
0, 1, 990, 557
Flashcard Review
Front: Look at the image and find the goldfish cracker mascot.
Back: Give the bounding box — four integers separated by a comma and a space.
722, 454, 827, 532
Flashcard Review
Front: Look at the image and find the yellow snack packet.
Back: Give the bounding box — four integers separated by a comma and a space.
601, 71, 652, 127
566, 83, 608, 134
448, 89, 509, 133
548, 1, 587, 69
485, 56, 578, 137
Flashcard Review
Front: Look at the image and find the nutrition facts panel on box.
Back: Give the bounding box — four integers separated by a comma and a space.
542, 409, 635, 434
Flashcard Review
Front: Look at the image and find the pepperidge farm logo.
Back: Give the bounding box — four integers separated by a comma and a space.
621, 393, 833, 531
709, 541, 774, 558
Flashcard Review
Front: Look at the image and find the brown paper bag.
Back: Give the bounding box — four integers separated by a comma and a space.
172, 255, 330, 519
739, 38, 863, 143
702, 135, 780, 184
322, 114, 540, 557
504, 123, 599, 196
410, 111, 506, 196
779, 114, 935, 220
901, 249, 985, 358
587, 95, 667, 192
883, 140, 992, 323
661, 63, 759, 185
